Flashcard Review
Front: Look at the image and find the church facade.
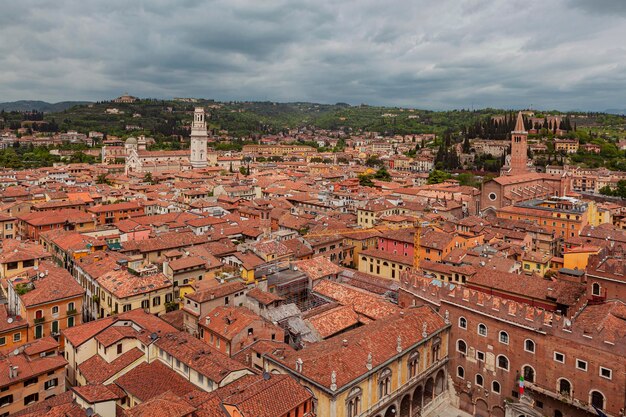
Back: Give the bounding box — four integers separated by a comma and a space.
125, 107, 209, 174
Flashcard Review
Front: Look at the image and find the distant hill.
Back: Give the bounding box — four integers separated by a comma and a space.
605, 109, 626, 115
0, 100, 91, 113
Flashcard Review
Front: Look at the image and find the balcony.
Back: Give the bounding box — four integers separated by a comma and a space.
525, 381, 608, 416
34, 316, 45, 324
67, 308, 77, 316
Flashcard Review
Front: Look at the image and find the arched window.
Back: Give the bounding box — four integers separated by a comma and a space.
475, 374, 484, 387
378, 368, 392, 398
555, 410, 563, 417
346, 387, 362, 417
477, 323, 487, 337
497, 355, 509, 371
408, 350, 420, 378
499, 331, 509, 344
559, 379, 571, 396
492, 381, 501, 394
524, 339, 535, 353
459, 317, 467, 329
457, 340, 467, 354
431, 337, 441, 362
592, 282, 601, 296
590, 391, 604, 409
523, 365, 535, 383
457, 366, 465, 379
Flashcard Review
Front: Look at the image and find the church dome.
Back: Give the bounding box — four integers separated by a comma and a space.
125, 137, 138, 145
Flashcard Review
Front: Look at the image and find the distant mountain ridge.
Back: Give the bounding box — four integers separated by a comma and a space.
605, 109, 626, 115
0, 100, 91, 113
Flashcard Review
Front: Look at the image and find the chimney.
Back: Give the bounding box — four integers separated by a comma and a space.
295, 358, 303, 372
342, 339, 348, 347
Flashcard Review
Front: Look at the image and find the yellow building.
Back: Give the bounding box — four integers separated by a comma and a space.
96, 268, 172, 317
563, 246, 601, 271
340, 229, 382, 270
0, 240, 50, 284
521, 251, 552, 276
264, 306, 450, 417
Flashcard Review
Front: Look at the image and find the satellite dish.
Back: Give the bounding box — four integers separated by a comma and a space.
7, 318, 13, 324
262, 371, 271, 381
86, 407, 94, 417
39, 272, 45, 278
149, 332, 158, 341
12, 349, 19, 356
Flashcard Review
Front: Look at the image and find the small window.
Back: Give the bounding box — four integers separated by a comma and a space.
0, 337, 5, 346
599, 367, 612, 380
44, 378, 58, 390
457, 366, 465, 379
524, 339, 535, 353
476, 351, 485, 361
457, 340, 467, 354
576, 359, 587, 371
23, 393, 38, 405
499, 331, 509, 344
477, 323, 487, 337
51, 306, 59, 315
117, 344, 122, 354
554, 352, 565, 363
459, 317, 467, 329
23, 377, 38, 387
497, 355, 509, 371
475, 374, 483, 387
492, 381, 501, 394
12, 333, 20, 343
592, 283, 601, 296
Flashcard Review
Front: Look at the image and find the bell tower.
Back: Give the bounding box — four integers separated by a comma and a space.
510, 111, 528, 175
190, 107, 208, 169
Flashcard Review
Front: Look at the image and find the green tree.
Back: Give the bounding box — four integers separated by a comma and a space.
599, 185, 614, 196
143, 172, 155, 185
427, 169, 452, 184
358, 173, 374, 186
96, 173, 111, 185
373, 166, 391, 182
365, 155, 383, 167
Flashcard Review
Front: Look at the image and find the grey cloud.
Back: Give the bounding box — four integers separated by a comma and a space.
0, 0, 625, 110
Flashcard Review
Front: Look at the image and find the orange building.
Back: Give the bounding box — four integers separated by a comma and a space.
0, 304, 28, 351
16, 209, 96, 240
7, 262, 84, 344
87, 201, 144, 225
496, 197, 589, 239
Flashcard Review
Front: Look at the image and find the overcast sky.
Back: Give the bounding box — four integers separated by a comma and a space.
1, 0, 625, 110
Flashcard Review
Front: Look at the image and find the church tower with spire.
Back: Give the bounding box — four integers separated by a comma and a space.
190, 107, 208, 169
509, 111, 528, 175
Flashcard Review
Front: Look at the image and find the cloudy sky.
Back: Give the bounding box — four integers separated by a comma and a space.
1, 0, 624, 110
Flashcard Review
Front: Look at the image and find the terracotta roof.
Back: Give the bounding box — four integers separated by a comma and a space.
73, 384, 124, 403
305, 304, 360, 338
126, 391, 197, 417
154, 331, 251, 383
217, 374, 312, 417
78, 347, 144, 384
186, 281, 246, 303
10, 261, 84, 307
313, 279, 399, 320
246, 287, 284, 306
268, 306, 446, 391
293, 257, 343, 281
97, 269, 171, 299
115, 360, 197, 402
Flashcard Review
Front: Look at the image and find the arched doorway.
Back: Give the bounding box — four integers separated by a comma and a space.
424, 378, 434, 405
459, 392, 473, 414
435, 370, 445, 395
492, 406, 505, 417
400, 395, 411, 417
412, 385, 423, 413
475, 399, 489, 417
384, 404, 397, 417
